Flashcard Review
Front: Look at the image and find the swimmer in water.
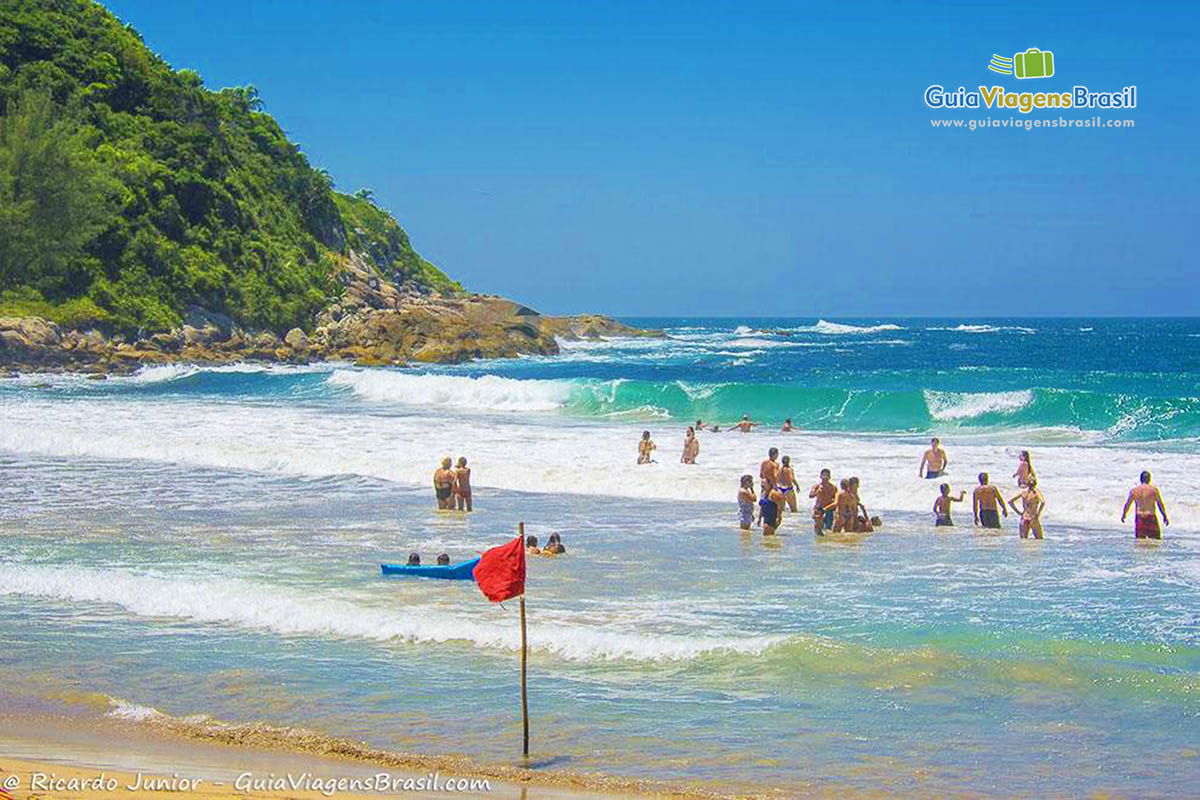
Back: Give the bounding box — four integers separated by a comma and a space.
809, 468, 837, 535
919, 437, 948, 479
682, 426, 699, 464
776, 455, 798, 513
638, 430, 656, 464
973, 472, 1008, 529
737, 474, 756, 530
731, 414, 758, 433
433, 457, 456, 509
1014, 450, 1035, 487
1009, 477, 1046, 539
933, 483, 965, 526
760, 482, 786, 535
454, 456, 472, 512
1121, 470, 1169, 540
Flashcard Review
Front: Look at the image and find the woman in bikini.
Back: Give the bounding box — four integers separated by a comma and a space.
775, 455, 798, 513
1014, 450, 1035, 487
1009, 477, 1046, 539
737, 474, 756, 530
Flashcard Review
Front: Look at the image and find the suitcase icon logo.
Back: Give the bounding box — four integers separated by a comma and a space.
987, 48, 1055, 79
1014, 48, 1054, 79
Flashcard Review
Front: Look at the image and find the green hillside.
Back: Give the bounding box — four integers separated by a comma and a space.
0, 0, 458, 334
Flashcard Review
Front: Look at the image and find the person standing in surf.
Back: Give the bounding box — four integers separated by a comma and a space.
1009, 477, 1046, 539
1014, 450, 1035, 487
760, 482, 786, 535
638, 430, 657, 464
454, 456, 473, 512
681, 426, 699, 464
933, 483, 966, 526
919, 437, 949, 479
1121, 471, 1169, 540
809, 468, 837, 534
848, 476, 873, 532
737, 474, 756, 530
826, 479, 857, 533
760, 447, 780, 492
973, 472, 1008, 528
433, 457, 456, 509
776, 455, 798, 512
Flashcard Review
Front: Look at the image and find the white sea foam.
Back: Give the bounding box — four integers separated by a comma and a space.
927, 324, 1037, 334
725, 337, 801, 349
107, 698, 167, 721
925, 390, 1034, 421
327, 370, 573, 412
1, 382, 1198, 529
0, 565, 780, 662
804, 320, 904, 335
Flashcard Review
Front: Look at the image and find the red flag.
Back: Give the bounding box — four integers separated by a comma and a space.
473, 534, 526, 602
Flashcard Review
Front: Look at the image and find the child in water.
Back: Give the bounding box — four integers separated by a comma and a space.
541, 532, 566, 555
406, 552, 421, 566
737, 474, 756, 530
436, 553, 450, 565
933, 483, 966, 526
525, 535, 541, 555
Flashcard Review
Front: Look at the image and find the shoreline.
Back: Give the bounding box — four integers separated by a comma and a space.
0, 711, 759, 800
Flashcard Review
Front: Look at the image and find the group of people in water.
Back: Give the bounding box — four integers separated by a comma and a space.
925, 440, 1046, 538
432, 456, 473, 511
740, 454, 881, 536
526, 532, 567, 556
639, 415, 798, 465
642, 422, 1172, 540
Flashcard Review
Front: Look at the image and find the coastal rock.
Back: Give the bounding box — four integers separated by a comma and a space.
0, 291, 659, 373
284, 328, 310, 352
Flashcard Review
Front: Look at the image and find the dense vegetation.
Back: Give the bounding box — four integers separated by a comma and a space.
0, 0, 457, 333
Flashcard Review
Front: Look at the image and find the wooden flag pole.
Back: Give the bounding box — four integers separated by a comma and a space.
518, 522, 529, 758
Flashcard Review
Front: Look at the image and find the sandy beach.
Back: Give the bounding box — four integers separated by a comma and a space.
0, 713, 715, 800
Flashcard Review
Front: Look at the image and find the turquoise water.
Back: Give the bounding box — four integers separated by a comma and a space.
2, 318, 1198, 795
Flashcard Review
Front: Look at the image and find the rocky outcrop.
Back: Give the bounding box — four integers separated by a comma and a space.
0, 248, 662, 374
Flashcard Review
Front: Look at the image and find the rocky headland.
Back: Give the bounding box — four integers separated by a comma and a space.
0, 250, 659, 375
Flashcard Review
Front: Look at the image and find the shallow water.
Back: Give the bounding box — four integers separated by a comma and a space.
2, 318, 1199, 796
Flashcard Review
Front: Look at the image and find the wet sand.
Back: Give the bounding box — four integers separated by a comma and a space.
0, 713, 745, 800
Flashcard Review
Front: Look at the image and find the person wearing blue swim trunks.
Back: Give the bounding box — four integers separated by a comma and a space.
760, 482, 785, 535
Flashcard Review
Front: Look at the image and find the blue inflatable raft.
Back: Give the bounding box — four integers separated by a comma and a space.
380, 557, 479, 580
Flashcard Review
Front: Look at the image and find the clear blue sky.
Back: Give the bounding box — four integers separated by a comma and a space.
102, 0, 1198, 316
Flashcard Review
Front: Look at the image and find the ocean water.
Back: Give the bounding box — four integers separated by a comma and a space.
2, 317, 1198, 796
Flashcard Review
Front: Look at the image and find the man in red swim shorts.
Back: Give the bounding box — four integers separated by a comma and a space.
1121, 470, 1169, 540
